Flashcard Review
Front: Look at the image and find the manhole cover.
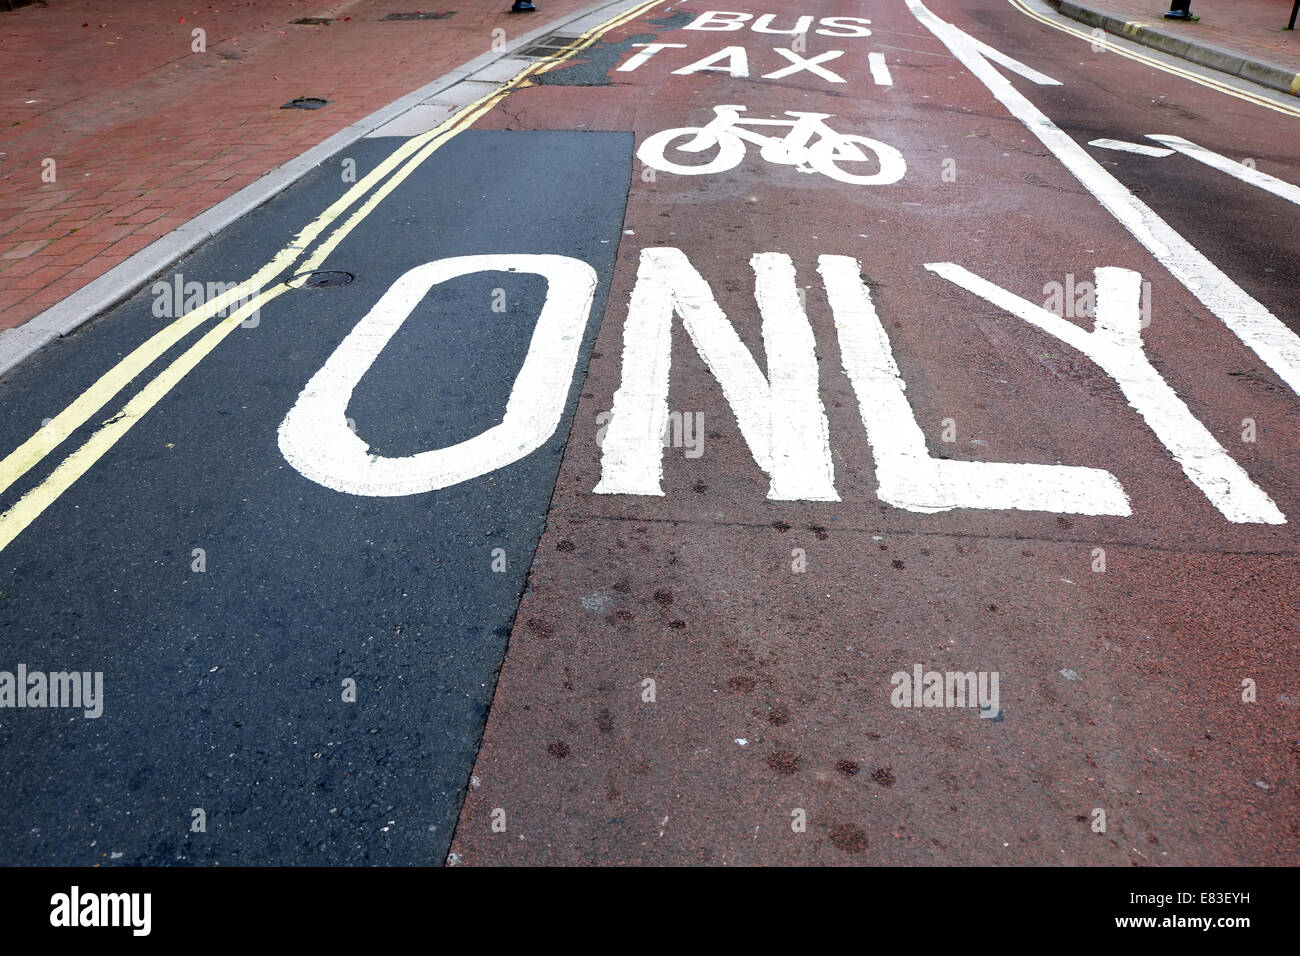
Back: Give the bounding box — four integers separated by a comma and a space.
281, 97, 329, 110
294, 271, 354, 288
516, 34, 582, 58
380, 11, 456, 21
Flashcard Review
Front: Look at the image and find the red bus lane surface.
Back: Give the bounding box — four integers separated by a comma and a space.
448, 0, 1300, 864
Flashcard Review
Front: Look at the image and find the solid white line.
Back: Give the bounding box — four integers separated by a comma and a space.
1146, 135, 1300, 206
1089, 138, 1175, 157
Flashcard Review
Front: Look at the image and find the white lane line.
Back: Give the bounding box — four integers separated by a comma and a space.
278, 254, 597, 496
868, 52, 894, 87
594, 247, 839, 501
1146, 135, 1300, 206
820, 255, 1131, 516
927, 262, 1285, 525
1089, 138, 1175, 157
970, 36, 1061, 85
908, 0, 1300, 400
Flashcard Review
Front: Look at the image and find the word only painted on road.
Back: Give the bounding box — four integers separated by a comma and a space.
278, 249, 1284, 525
618, 11, 894, 87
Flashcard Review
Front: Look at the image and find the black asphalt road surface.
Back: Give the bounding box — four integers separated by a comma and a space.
0, 130, 632, 864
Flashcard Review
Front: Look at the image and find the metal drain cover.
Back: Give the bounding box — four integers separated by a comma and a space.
291, 17, 334, 25
281, 97, 329, 110
516, 34, 582, 58
295, 271, 354, 288
381, 11, 456, 20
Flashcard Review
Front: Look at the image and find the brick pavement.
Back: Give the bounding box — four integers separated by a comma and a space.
0, 0, 599, 332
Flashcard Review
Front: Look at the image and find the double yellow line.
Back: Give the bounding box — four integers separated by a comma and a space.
0, 0, 662, 555
1007, 0, 1300, 117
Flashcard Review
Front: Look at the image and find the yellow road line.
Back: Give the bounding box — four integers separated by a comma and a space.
0, 287, 286, 554
1007, 0, 1300, 118
0, 0, 662, 555
0, 96, 496, 502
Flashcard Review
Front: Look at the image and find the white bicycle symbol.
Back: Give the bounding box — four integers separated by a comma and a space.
637, 105, 906, 186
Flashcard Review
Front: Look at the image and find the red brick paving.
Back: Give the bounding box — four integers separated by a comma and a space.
0, 0, 602, 332
1072, 0, 1300, 73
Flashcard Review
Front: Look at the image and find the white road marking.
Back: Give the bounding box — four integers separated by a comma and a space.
1146, 134, 1300, 206
672, 46, 751, 78
637, 106, 906, 186
927, 263, 1285, 524
1089, 138, 1175, 157
617, 42, 688, 71
762, 48, 847, 84
683, 12, 875, 38
594, 247, 839, 501
278, 254, 597, 496
969, 36, 1061, 86
751, 14, 815, 35
909, 0, 1300, 399
867, 51, 894, 87
820, 255, 1131, 516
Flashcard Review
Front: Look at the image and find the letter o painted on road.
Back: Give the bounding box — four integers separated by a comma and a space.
278, 254, 598, 496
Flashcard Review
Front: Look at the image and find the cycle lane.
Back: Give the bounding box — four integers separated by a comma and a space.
450, 0, 1300, 863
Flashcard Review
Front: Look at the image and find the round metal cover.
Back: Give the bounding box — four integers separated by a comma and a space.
282, 97, 329, 110
296, 271, 354, 288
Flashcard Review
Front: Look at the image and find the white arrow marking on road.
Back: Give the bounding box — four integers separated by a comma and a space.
927, 263, 1285, 524
820, 255, 1131, 516
968, 36, 1061, 86
1146, 135, 1300, 206
909, 0, 1300, 399
594, 248, 839, 501
1089, 138, 1175, 158
278, 254, 596, 496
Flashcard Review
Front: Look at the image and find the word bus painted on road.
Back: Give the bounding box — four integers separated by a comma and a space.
617, 11, 894, 87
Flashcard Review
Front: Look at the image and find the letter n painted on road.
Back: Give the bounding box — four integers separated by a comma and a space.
594, 247, 839, 501
278, 254, 597, 496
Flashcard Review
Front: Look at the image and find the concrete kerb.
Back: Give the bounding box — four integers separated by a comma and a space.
0, 0, 649, 379
1046, 0, 1300, 96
